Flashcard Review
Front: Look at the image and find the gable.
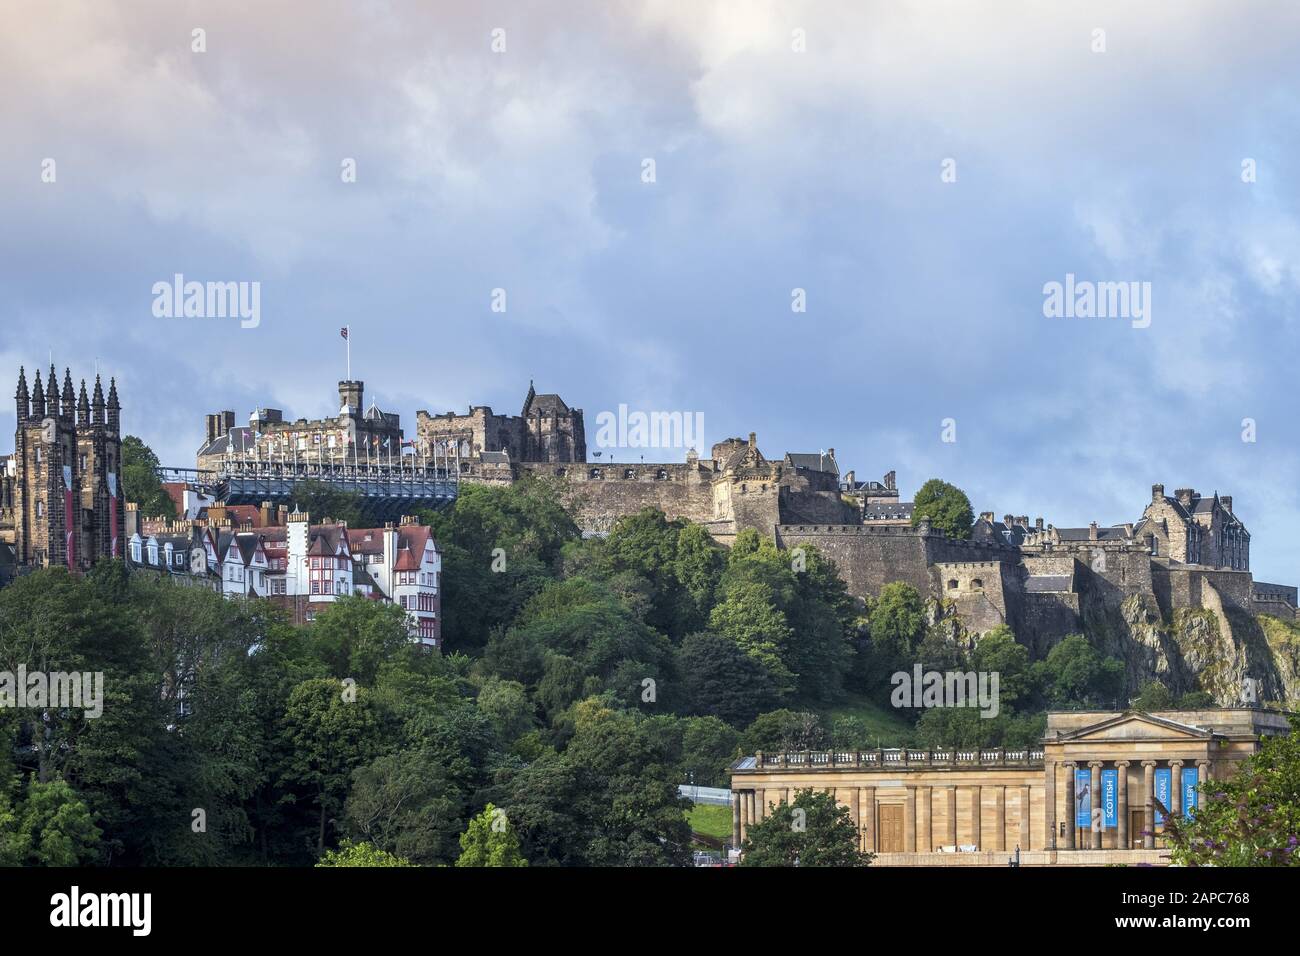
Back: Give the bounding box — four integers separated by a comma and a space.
1059, 712, 1212, 742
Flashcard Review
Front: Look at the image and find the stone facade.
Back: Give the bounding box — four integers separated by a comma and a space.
198, 380, 403, 471
0, 366, 125, 571
728, 708, 1290, 865
415, 381, 586, 465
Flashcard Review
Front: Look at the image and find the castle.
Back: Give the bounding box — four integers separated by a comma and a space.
0, 366, 125, 578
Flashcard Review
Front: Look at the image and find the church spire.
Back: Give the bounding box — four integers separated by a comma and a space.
78, 379, 90, 426
15, 366, 28, 420
92, 374, 105, 425
106, 377, 121, 432
32, 369, 45, 418
61, 368, 75, 422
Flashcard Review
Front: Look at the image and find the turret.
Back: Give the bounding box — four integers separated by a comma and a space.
60, 369, 75, 423
45, 365, 58, 418
31, 369, 45, 418
77, 379, 90, 426
15, 366, 28, 421
107, 377, 121, 432
92, 375, 105, 425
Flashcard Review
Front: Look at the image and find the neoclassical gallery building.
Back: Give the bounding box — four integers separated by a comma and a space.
728, 708, 1292, 865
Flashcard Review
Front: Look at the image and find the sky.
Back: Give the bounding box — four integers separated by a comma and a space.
3, 0, 1300, 580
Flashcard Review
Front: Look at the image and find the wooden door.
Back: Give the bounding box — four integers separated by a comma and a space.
878, 805, 904, 853
1129, 810, 1146, 848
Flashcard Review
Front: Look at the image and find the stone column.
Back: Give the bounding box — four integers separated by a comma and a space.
1089, 761, 1103, 850
1142, 760, 1156, 850
1063, 761, 1077, 850
1116, 760, 1130, 850
991, 786, 1005, 852
917, 786, 931, 852
755, 788, 766, 823
1195, 760, 1210, 816
1018, 785, 1031, 849
1170, 760, 1184, 821
731, 790, 741, 848
905, 786, 917, 853
739, 789, 750, 843
860, 787, 875, 853
972, 787, 983, 850
1044, 761, 1057, 849
945, 786, 957, 847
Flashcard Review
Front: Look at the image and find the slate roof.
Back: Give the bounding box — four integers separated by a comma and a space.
197, 426, 256, 457
1056, 526, 1133, 542
1025, 575, 1073, 593
785, 452, 838, 475
864, 502, 913, 521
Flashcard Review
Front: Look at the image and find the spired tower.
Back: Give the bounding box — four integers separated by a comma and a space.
10, 365, 124, 570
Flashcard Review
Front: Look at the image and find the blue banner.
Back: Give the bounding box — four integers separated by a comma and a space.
1182, 767, 1199, 819
1154, 768, 1172, 825
1075, 769, 1092, 828
1101, 769, 1118, 828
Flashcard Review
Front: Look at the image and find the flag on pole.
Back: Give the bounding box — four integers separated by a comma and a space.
340, 327, 349, 340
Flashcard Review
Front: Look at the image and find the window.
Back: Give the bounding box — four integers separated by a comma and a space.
947, 579, 959, 590
36, 500, 44, 518
972, 578, 984, 589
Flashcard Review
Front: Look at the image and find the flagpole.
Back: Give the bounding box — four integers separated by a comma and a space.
346, 325, 351, 380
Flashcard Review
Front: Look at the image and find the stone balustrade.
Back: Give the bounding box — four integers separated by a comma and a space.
752, 747, 1044, 771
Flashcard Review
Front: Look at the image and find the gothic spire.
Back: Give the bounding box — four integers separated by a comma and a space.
92, 374, 105, 425
15, 366, 28, 420
106, 377, 121, 432
78, 378, 90, 426
61, 368, 75, 421
32, 368, 45, 418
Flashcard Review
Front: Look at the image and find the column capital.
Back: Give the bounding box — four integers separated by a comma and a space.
1169, 758, 1185, 768
1087, 760, 1104, 769
1115, 759, 1131, 769
1141, 759, 1158, 768
1062, 760, 1077, 770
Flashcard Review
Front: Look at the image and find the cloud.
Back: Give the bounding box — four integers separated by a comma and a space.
2, 1, 1300, 578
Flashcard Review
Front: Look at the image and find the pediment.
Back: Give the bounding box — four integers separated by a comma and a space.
1058, 712, 1214, 742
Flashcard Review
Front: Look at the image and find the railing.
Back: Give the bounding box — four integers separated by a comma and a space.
751, 748, 1045, 771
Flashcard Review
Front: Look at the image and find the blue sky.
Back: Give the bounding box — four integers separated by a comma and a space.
3, 1, 1300, 580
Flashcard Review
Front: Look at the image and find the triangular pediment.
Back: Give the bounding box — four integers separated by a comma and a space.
1058, 712, 1214, 742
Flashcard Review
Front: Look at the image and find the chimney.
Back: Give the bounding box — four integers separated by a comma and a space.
884, 470, 896, 490
980, 511, 995, 523
1151, 483, 1164, 503
748, 432, 756, 449
1222, 496, 1233, 514
1089, 521, 1099, 541
1017, 516, 1029, 527
1175, 488, 1195, 506
1035, 517, 1044, 530
1003, 514, 1014, 525
828, 447, 835, 459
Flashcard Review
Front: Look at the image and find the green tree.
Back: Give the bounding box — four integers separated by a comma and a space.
316, 839, 415, 867
456, 803, 528, 867
121, 435, 177, 519
1133, 679, 1173, 711
278, 678, 384, 854
741, 789, 872, 867
288, 479, 367, 528
308, 596, 415, 685
2, 777, 102, 866
741, 710, 828, 754
911, 479, 974, 539
676, 632, 781, 726
1031, 635, 1125, 709
868, 582, 927, 660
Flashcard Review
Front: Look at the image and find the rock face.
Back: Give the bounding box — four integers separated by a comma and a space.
1058, 588, 1293, 707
